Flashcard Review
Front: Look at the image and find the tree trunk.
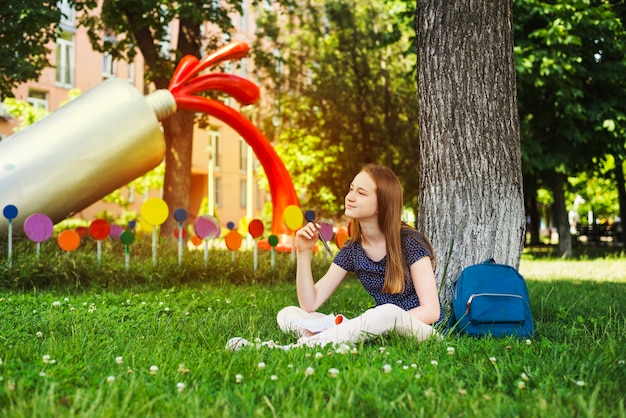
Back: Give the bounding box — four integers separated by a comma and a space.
415, 0, 526, 303
614, 155, 626, 246
549, 172, 573, 257
161, 111, 195, 238
524, 175, 541, 246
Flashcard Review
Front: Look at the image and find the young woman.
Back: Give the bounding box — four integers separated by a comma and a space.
227, 164, 442, 350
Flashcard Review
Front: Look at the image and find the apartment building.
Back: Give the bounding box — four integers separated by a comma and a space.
0, 1, 270, 233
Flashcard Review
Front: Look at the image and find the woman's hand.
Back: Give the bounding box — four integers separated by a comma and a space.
296, 222, 320, 253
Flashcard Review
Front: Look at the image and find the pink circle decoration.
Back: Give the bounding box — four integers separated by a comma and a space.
23, 213, 54, 243
194, 215, 220, 239
319, 222, 334, 242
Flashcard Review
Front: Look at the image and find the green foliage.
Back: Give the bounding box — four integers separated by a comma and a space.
0, 251, 625, 416
253, 0, 420, 218
514, 0, 626, 174
0, 1, 62, 98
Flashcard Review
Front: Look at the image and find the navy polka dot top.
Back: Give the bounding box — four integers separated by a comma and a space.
333, 227, 434, 312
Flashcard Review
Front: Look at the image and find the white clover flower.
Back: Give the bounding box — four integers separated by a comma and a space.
149, 365, 159, 375
411, 363, 417, 368
42, 355, 51, 363
287, 364, 294, 369
36, 331, 43, 338
235, 374, 243, 383
225, 299, 231, 304
116, 356, 123, 364
489, 357, 497, 363
458, 388, 467, 395
379, 347, 386, 353
270, 374, 278, 381
257, 362, 266, 370
576, 380, 585, 387
402, 365, 409, 370
447, 347, 455, 355
52, 301, 61, 307
328, 368, 339, 378
315, 352, 323, 359
618, 360, 625, 365
70, 307, 75, 311
305, 367, 315, 376
415, 373, 422, 379
164, 307, 170, 312
64, 298, 69, 302
525, 339, 532, 345
126, 300, 131, 304
177, 382, 185, 393
521, 372, 529, 381
382, 364, 392, 374
39, 371, 46, 377
351, 347, 358, 354
396, 360, 403, 365
431, 360, 438, 366
107, 376, 115, 383
424, 388, 434, 397
517, 380, 526, 390
159, 302, 164, 306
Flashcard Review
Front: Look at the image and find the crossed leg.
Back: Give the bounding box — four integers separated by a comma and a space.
276, 303, 438, 348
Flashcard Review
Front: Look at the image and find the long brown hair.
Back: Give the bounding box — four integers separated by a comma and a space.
348, 164, 435, 294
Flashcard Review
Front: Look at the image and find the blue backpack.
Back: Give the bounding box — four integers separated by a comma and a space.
448, 259, 534, 338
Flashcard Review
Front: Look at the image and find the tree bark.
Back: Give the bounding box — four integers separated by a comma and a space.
549, 172, 573, 257
415, 0, 526, 303
160, 111, 195, 238
614, 155, 626, 246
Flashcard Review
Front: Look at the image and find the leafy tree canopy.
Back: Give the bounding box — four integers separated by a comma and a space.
0, 1, 62, 98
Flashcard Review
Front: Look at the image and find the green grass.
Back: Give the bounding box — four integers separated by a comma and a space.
0, 241, 625, 417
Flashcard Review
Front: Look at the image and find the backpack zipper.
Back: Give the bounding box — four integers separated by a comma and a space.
465, 293, 524, 315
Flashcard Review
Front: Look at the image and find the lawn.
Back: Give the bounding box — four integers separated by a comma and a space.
0, 244, 625, 417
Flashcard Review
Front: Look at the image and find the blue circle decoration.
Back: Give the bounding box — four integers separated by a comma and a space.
3, 205, 18, 220
174, 208, 188, 223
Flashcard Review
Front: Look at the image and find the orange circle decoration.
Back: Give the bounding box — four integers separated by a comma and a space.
89, 219, 110, 241
248, 219, 264, 239
141, 198, 169, 226
283, 205, 303, 231
58, 230, 81, 252
225, 230, 243, 250
335, 226, 349, 249
190, 234, 203, 246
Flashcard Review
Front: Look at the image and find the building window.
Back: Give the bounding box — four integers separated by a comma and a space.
28, 90, 48, 111
56, 31, 75, 88
239, 138, 248, 172
128, 62, 135, 84
240, 179, 247, 209
211, 131, 222, 169
103, 52, 116, 79
214, 177, 222, 207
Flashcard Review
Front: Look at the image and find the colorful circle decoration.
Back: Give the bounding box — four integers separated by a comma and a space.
248, 219, 264, 238
268, 235, 279, 247
304, 209, 316, 223
174, 208, 188, 223
120, 231, 135, 246
319, 222, 334, 242
89, 219, 110, 241
109, 224, 123, 239
58, 230, 81, 252
226, 221, 235, 230
141, 198, 169, 226
190, 235, 203, 246
23, 213, 54, 243
225, 230, 243, 250
174, 227, 188, 239
76, 226, 88, 238
3, 204, 18, 220
335, 226, 349, 249
194, 215, 220, 239
283, 205, 303, 231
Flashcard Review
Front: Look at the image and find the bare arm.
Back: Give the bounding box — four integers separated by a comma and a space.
406, 257, 441, 325
296, 222, 348, 312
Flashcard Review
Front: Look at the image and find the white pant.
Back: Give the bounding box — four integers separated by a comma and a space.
276, 304, 438, 348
